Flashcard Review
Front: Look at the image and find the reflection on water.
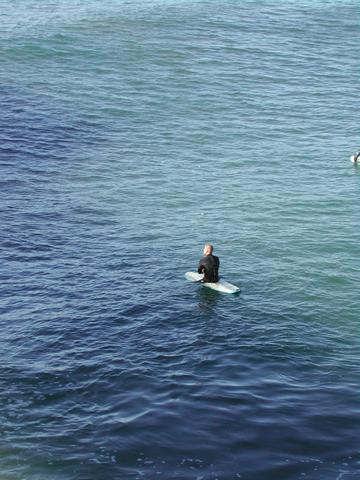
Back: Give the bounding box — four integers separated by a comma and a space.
197, 285, 220, 311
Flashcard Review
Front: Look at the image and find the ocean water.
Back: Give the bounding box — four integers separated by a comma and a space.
1, 1, 360, 479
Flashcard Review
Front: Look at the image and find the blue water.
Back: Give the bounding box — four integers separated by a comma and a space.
1, 1, 360, 479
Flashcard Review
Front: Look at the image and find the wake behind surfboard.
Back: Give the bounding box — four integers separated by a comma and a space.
185, 271, 240, 294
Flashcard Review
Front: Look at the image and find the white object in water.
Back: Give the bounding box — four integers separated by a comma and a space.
351, 154, 358, 163
185, 271, 240, 294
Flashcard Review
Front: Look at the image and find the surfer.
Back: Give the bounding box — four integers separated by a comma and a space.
351, 149, 360, 163
198, 244, 219, 283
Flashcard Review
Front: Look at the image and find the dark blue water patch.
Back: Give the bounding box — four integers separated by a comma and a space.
0, 86, 102, 164
1, 308, 359, 480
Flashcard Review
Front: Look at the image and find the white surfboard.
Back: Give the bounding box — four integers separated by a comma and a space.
185, 271, 240, 294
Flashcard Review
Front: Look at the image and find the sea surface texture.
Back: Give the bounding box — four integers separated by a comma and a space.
1, 1, 360, 479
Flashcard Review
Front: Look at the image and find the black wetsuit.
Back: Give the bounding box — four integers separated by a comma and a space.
198, 255, 220, 283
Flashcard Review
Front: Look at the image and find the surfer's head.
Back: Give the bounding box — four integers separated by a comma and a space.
203, 244, 213, 256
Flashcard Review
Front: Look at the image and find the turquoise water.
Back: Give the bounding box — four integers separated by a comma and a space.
1, 1, 360, 479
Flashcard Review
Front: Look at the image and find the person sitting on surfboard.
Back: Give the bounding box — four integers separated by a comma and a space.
198, 244, 219, 283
